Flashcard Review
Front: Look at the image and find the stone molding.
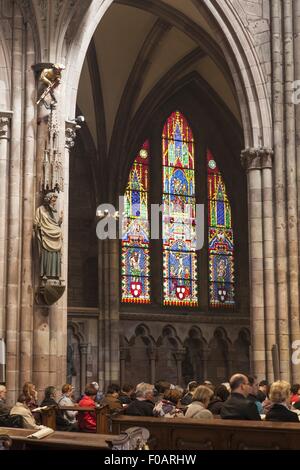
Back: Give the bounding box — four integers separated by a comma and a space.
120, 312, 249, 325
241, 147, 274, 171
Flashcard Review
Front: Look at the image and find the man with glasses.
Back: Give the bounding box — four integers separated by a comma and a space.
220, 374, 261, 420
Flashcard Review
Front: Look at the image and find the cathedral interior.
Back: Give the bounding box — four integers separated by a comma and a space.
0, 0, 299, 403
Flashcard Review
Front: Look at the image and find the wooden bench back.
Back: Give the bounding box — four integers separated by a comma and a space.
112, 415, 300, 450
40, 404, 110, 434
0, 426, 116, 450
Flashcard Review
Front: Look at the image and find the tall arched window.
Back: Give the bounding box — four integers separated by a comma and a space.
162, 111, 198, 306
121, 141, 150, 303
207, 150, 235, 307
121, 111, 235, 309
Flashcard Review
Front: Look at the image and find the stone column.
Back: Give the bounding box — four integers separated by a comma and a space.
120, 348, 127, 386
0, 113, 12, 340
284, 0, 300, 383
202, 348, 209, 382
98, 238, 105, 391
51, 122, 77, 388
272, 0, 298, 381
261, 154, 276, 383
174, 350, 185, 386
227, 346, 234, 378
6, 5, 24, 403
79, 343, 88, 393
99, 237, 120, 389
294, 0, 300, 291
19, 22, 36, 388
241, 148, 274, 380
147, 348, 156, 385
32, 107, 50, 397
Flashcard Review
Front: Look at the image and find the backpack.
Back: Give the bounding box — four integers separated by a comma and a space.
0, 413, 23, 428
107, 426, 150, 450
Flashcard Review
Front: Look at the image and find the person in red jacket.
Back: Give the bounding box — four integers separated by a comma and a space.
78, 384, 97, 432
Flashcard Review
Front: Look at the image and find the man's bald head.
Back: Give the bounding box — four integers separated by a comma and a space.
229, 374, 250, 396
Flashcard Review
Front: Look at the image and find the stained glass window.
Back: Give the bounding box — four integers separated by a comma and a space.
162, 111, 198, 306
121, 141, 150, 303
207, 149, 235, 307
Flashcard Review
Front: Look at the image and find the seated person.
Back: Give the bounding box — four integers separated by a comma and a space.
181, 381, 198, 406
119, 383, 135, 405
91, 382, 104, 403
125, 383, 155, 416
290, 383, 300, 405
41, 386, 77, 431
247, 375, 264, 414
153, 381, 171, 404
257, 380, 268, 403
58, 384, 78, 425
0, 385, 10, 416
185, 385, 214, 420
266, 380, 299, 422
208, 384, 230, 415
23, 381, 40, 424
78, 383, 97, 432
220, 373, 261, 420
101, 384, 123, 412
153, 388, 184, 418
10, 394, 40, 429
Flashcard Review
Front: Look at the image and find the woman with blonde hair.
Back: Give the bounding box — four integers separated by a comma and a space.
184, 385, 214, 420
266, 380, 299, 422
58, 384, 78, 425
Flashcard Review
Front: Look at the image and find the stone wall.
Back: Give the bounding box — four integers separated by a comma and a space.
68, 139, 98, 307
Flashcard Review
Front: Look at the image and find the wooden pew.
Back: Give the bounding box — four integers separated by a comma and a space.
112, 415, 300, 450
40, 404, 110, 434
0, 426, 116, 450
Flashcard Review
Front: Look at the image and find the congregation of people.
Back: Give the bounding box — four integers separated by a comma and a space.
1, 374, 300, 433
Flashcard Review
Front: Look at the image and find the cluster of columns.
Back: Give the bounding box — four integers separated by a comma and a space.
241, 147, 276, 383
0, 0, 80, 401
239, 0, 300, 385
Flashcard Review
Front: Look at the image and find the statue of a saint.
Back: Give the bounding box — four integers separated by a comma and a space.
34, 192, 63, 279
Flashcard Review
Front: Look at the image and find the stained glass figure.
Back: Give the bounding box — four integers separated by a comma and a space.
207, 149, 235, 307
162, 111, 198, 305
121, 141, 150, 303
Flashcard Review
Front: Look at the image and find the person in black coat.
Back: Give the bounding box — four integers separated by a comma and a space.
266, 380, 299, 423
208, 384, 230, 415
125, 383, 154, 417
220, 374, 261, 421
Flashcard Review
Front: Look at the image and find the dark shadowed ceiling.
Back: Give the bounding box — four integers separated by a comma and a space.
77, 0, 241, 152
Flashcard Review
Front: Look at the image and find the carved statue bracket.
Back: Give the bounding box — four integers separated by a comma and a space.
33, 62, 65, 109
36, 278, 66, 306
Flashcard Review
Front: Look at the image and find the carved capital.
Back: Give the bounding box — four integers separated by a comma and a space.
241, 147, 273, 171
120, 348, 128, 361
174, 349, 186, 363
147, 347, 157, 361
0, 111, 13, 140
79, 343, 88, 355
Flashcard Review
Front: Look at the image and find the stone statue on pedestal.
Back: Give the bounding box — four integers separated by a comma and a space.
34, 192, 63, 279
34, 192, 65, 305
